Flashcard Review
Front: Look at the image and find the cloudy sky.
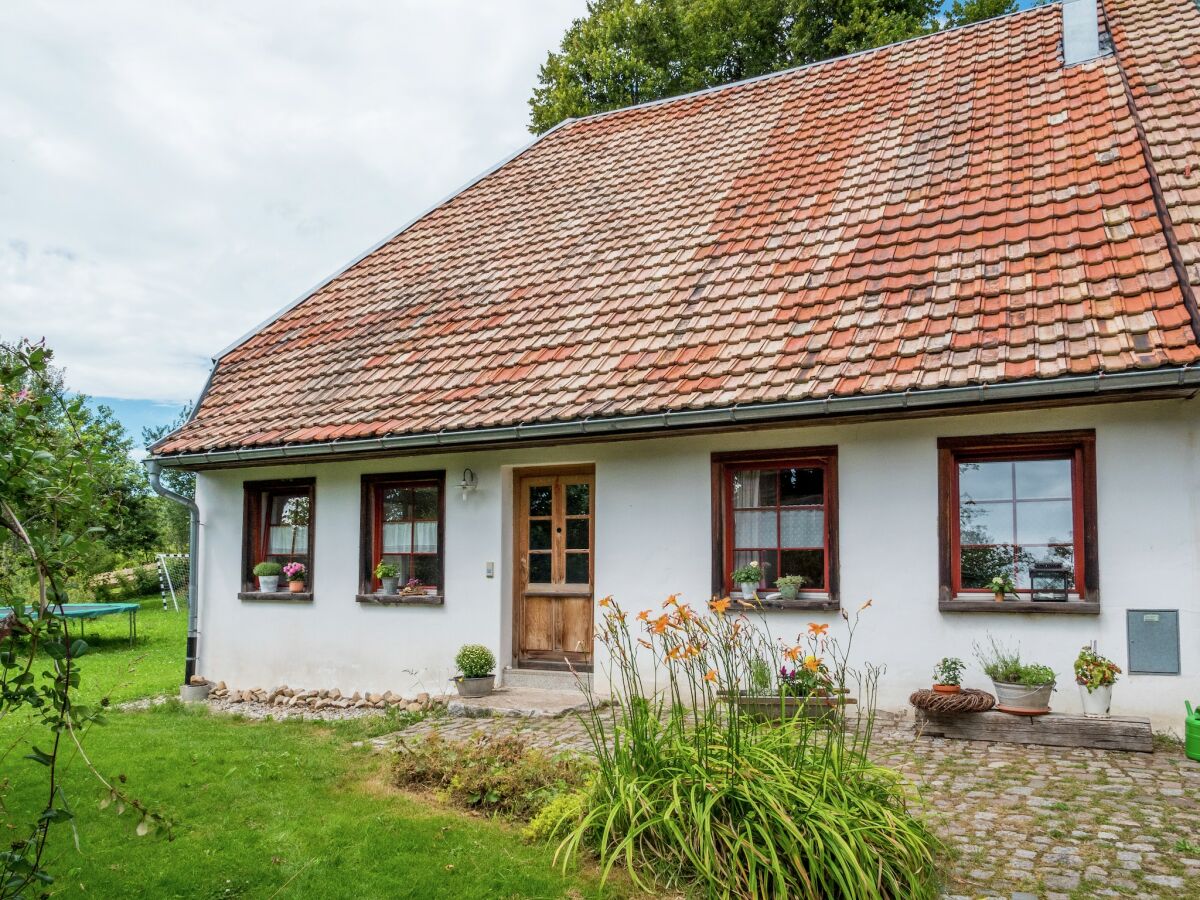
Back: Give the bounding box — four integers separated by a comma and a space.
0, 1, 586, 434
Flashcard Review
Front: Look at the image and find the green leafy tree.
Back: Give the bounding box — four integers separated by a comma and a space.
142, 404, 195, 552
529, 0, 1016, 132
0, 339, 169, 896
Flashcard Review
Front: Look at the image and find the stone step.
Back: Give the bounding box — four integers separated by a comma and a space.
501, 667, 590, 691
448, 686, 597, 719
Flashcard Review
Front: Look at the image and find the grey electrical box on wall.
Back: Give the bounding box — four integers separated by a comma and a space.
1126, 609, 1180, 675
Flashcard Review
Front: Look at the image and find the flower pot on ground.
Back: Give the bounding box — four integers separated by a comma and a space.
1074, 645, 1121, 718
932, 656, 965, 694
453, 643, 495, 698
975, 636, 1055, 714
731, 561, 761, 598
252, 561, 282, 593
282, 562, 306, 593
775, 575, 806, 601
374, 562, 399, 595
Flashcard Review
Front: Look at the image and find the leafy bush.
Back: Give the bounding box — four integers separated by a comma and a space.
775, 575, 806, 589
523, 789, 587, 842
454, 643, 495, 678
974, 637, 1055, 686
252, 561, 282, 577
373, 561, 398, 579
557, 597, 943, 898
392, 732, 590, 820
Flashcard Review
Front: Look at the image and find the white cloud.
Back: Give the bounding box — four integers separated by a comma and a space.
0, 0, 584, 401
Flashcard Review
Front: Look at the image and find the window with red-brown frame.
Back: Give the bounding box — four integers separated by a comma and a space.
359, 471, 445, 594
242, 478, 315, 592
711, 449, 839, 605
938, 432, 1098, 603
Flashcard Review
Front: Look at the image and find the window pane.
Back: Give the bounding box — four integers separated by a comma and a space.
566, 483, 590, 516
734, 510, 777, 548
780, 508, 823, 547
528, 486, 552, 516
566, 518, 589, 549
959, 500, 1011, 545
958, 461, 1012, 502
1016, 499, 1073, 545
959, 545, 1015, 589
732, 550, 774, 588
529, 521, 551, 550
780, 549, 824, 590
1015, 459, 1071, 499
412, 486, 439, 519
381, 487, 411, 523
732, 470, 777, 508
382, 522, 412, 554
268, 524, 308, 555
411, 555, 440, 587
412, 521, 438, 553
270, 493, 311, 527
565, 552, 589, 584
528, 553, 551, 583
1019, 545, 1074, 589
779, 468, 823, 506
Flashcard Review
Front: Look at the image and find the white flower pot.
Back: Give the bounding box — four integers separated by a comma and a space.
257, 575, 279, 593
739, 582, 758, 598
1079, 683, 1112, 718
993, 679, 1055, 715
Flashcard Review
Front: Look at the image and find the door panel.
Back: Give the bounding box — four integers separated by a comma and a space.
515, 468, 594, 670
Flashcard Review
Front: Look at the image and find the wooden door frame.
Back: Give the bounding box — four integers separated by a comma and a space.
511, 464, 595, 671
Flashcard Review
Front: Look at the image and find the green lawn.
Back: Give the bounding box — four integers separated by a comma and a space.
1, 599, 627, 898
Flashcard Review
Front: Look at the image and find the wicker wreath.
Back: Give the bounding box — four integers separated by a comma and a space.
908, 688, 995, 714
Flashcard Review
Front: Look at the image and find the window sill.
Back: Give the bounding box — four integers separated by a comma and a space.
239, 592, 313, 603
939, 597, 1099, 615
735, 592, 839, 611
355, 594, 444, 607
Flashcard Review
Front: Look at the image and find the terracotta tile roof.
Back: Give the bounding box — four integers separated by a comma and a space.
157, 1, 1200, 456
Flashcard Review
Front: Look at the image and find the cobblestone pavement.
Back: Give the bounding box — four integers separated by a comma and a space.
377, 711, 1200, 899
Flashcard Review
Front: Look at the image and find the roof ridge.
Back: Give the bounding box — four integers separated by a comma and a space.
560, 3, 1059, 129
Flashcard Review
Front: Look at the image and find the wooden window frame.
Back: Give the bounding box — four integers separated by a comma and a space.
710, 448, 839, 609
938, 431, 1098, 606
359, 471, 446, 597
242, 478, 316, 594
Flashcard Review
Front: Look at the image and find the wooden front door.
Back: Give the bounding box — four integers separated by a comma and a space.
514, 467, 594, 670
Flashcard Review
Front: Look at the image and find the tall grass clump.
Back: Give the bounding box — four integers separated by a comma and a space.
554, 596, 942, 899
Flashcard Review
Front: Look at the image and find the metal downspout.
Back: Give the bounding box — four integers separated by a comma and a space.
145, 459, 200, 683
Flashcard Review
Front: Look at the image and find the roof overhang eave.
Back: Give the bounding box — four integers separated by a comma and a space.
147, 365, 1200, 469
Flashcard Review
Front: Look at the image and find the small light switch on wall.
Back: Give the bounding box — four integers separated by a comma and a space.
486, 562, 495, 578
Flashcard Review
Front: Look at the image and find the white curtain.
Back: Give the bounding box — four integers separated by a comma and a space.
269, 524, 308, 555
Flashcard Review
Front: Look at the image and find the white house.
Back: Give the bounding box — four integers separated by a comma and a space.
149, 0, 1200, 729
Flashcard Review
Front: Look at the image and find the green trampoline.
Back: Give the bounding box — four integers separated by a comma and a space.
0, 602, 139, 645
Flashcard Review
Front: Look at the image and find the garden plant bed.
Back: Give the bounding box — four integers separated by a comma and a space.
915, 709, 1154, 753
723, 692, 857, 722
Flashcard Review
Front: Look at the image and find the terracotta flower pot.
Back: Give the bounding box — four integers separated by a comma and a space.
288, 580, 305, 593
932, 683, 961, 694
994, 591, 1005, 602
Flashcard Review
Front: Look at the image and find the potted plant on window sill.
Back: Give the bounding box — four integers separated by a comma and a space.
975, 637, 1055, 715
987, 573, 1015, 603
252, 561, 281, 593
775, 575, 806, 602
374, 562, 399, 595
282, 562, 307, 593
452, 643, 495, 698
932, 656, 965, 694
399, 578, 424, 596
731, 561, 761, 598
1074, 645, 1121, 718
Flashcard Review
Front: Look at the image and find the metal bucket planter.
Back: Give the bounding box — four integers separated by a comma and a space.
257, 575, 279, 593
180, 682, 211, 703
993, 680, 1054, 715
724, 691, 856, 723
1079, 684, 1112, 718
380, 576, 399, 595
454, 676, 495, 698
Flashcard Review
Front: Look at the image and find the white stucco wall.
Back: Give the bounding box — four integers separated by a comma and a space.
193, 396, 1200, 730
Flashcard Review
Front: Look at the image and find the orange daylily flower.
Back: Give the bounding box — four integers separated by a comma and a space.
598, 596, 612, 607
666, 645, 684, 661
704, 669, 718, 683
784, 645, 802, 662
804, 655, 821, 673
808, 622, 829, 636
636, 609, 650, 621
651, 614, 670, 634
709, 597, 731, 615
662, 594, 679, 608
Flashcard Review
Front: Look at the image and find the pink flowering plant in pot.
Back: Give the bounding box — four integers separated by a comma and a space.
282, 561, 306, 592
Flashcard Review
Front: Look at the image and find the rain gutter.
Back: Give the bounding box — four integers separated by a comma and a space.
145, 459, 200, 683
148, 366, 1200, 469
